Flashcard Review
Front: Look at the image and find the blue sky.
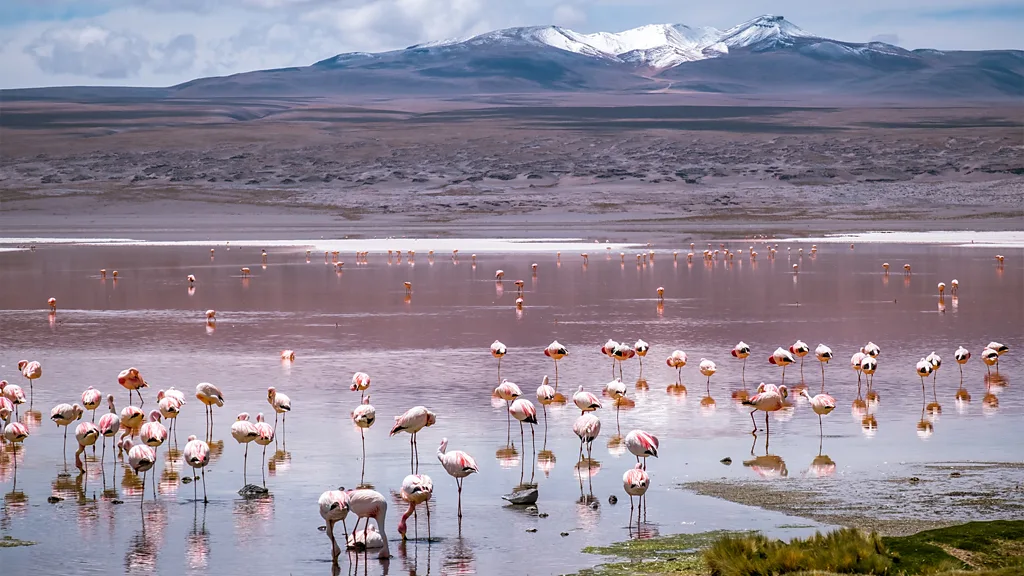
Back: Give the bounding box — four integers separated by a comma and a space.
1, 1, 1021, 88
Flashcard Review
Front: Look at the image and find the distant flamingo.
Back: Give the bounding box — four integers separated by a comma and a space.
195, 382, 224, 434
742, 384, 788, 434
437, 437, 478, 519
623, 463, 650, 524
769, 347, 796, 384
814, 344, 833, 392
206, 310, 216, 323
699, 358, 717, 395
731, 341, 751, 380
74, 421, 100, 473
666, 350, 687, 383
117, 367, 148, 406
346, 489, 391, 558
624, 429, 659, 470
97, 395, 120, 464
81, 386, 102, 421
882, 263, 890, 274
573, 414, 601, 462
253, 413, 275, 486
904, 264, 911, 276
124, 437, 156, 506
351, 372, 371, 399
490, 341, 507, 383
280, 350, 295, 361
187, 274, 196, 286
398, 474, 434, 540
862, 342, 881, 358
241, 267, 251, 277
267, 387, 291, 431
231, 413, 259, 484
318, 490, 350, 563
494, 380, 522, 444
390, 406, 437, 473
48, 297, 57, 312
656, 287, 664, 302
573, 385, 602, 415
51, 403, 84, 459
951, 279, 959, 295
544, 340, 569, 385
634, 339, 649, 378
183, 435, 211, 503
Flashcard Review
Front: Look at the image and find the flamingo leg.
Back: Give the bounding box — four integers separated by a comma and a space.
261, 444, 268, 487
749, 410, 757, 434
456, 478, 463, 518
202, 467, 208, 504
519, 421, 525, 456
327, 519, 340, 562
243, 443, 249, 485
818, 415, 824, 453
141, 470, 147, 508
821, 363, 826, 393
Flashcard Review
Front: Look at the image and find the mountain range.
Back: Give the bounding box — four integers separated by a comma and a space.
10, 15, 1024, 99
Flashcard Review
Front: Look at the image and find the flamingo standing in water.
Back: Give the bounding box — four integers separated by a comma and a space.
623, 463, 650, 524
352, 395, 376, 478
537, 376, 556, 428
634, 340, 649, 378
800, 389, 836, 448
494, 380, 522, 444
573, 386, 602, 415
157, 394, 181, 442
123, 437, 156, 506
544, 340, 569, 385
119, 402, 145, 442
267, 387, 291, 431
605, 378, 627, 430
437, 437, 478, 519
230, 413, 259, 484
860, 355, 878, 388
742, 384, 788, 434
915, 358, 933, 394
490, 341, 507, 384
73, 421, 100, 473
987, 341, 1009, 359
51, 403, 84, 459
398, 474, 434, 540
814, 344, 833, 392
117, 367, 148, 407
3, 421, 29, 474
862, 342, 881, 358
195, 382, 224, 434
1, 380, 27, 417
731, 341, 751, 380
600, 340, 619, 378
390, 406, 436, 473
954, 346, 971, 380
48, 297, 57, 312
183, 435, 211, 503
573, 414, 601, 463
769, 347, 796, 384
624, 429, 659, 470
81, 387, 102, 421
666, 350, 687, 383
18, 360, 42, 397
351, 372, 371, 400
611, 343, 635, 380
253, 413, 275, 486
509, 398, 538, 456
699, 359, 717, 395
0, 397, 12, 423
926, 351, 942, 388
789, 340, 810, 377
318, 490, 350, 564
140, 410, 168, 495
97, 395, 120, 464
346, 489, 391, 559
851, 352, 867, 387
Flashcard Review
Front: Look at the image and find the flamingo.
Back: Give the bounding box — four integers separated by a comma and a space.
666, 350, 687, 383
2, 422, 29, 474
351, 372, 371, 399
280, 350, 295, 361
119, 403, 145, 442
81, 387, 102, 421
790, 340, 810, 376
904, 264, 911, 276
231, 413, 259, 484
48, 297, 57, 312
573, 386, 602, 415
51, 403, 84, 459
117, 367, 148, 406
860, 355, 878, 388
495, 270, 504, 280
253, 413, 275, 486
769, 347, 796, 384
862, 342, 881, 358
536, 376, 556, 430
490, 341, 507, 384
437, 438, 478, 519
0, 397, 12, 422
987, 342, 1009, 357
981, 348, 999, 373
157, 395, 181, 441
611, 343, 636, 380
124, 437, 156, 506
398, 474, 434, 540
404, 281, 412, 295
731, 341, 751, 380
951, 279, 959, 295
183, 435, 211, 503
699, 358, 717, 395
509, 398, 538, 456
742, 384, 788, 434
0, 381, 26, 417
97, 395, 120, 464
494, 380, 522, 444
938, 282, 945, 296
851, 352, 867, 387
882, 263, 890, 274
187, 274, 196, 286
916, 358, 933, 392
624, 429, 659, 470
623, 463, 650, 524
656, 287, 664, 302
140, 411, 168, 494
206, 310, 216, 323
814, 344, 833, 392
74, 421, 100, 473
544, 340, 569, 385
800, 389, 836, 448
926, 351, 942, 387
605, 378, 627, 429
352, 395, 376, 459
390, 406, 437, 473
161, 387, 188, 405
634, 339, 650, 378
195, 382, 224, 434
241, 267, 251, 277
318, 490, 350, 563
573, 414, 601, 462
600, 339, 619, 377
18, 360, 42, 396
346, 489, 391, 559
267, 387, 291, 431
954, 346, 971, 379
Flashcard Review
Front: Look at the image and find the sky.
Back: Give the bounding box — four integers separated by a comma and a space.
1, 1, 1021, 89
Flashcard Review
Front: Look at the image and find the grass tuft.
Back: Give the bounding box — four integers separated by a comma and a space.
703, 529, 893, 576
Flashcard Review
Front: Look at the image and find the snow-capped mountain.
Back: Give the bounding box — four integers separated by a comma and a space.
403, 15, 814, 69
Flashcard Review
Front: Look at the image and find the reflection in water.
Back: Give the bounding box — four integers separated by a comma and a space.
234, 495, 275, 544
441, 536, 475, 576
916, 394, 935, 439
607, 434, 625, 457
807, 454, 836, 478
743, 454, 788, 479
125, 504, 168, 576
537, 450, 556, 477
495, 445, 519, 469
269, 447, 291, 475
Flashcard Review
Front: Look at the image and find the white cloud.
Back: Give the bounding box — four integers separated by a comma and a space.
24, 25, 151, 78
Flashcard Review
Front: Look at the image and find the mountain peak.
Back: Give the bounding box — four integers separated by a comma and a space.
719, 14, 816, 50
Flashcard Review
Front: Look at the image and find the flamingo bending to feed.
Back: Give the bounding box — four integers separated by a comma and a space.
253, 413, 275, 486
509, 398, 538, 455
769, 347, 796, 384
490, 340, 507, 383
117, 367, 148, 406
437, 437, 478, 519
624, 429, 659, 470
231, 413, 259, 484
195, 382, 224, 433
814, 344, 833, 392
123, 437, 156, 506
73, 421, 100, 473
398, 474, 434, 540
346, 489, 391, 558
51, 403, 84, 459
742, 384, 788, 434
634, 339, 649, 377
351, 372, 371, 399
390, 406, 436, 473
267, 387, 291, 430
183, 435, 211, 503
573, 386, 602, 415
573, 414, 601, 463
48, 297, 57, 312
731, 341, 751, 379
623, 463, 650, 523
318, 490, 350, 563
544, 340, 569, 384
97, 395, 120, 463
666, 350, 687, 383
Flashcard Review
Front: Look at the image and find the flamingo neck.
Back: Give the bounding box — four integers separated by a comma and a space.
398, 502, 416, 537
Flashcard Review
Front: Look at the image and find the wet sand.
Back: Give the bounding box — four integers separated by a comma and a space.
0, 241, 1021, 575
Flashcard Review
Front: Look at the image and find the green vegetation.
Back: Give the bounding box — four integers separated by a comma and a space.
570, 521, 1024, 576
0, 535, 36, 547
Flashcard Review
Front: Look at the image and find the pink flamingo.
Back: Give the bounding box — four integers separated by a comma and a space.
605, 378, 627, 430
814, 344, 833, 392
437, 438, 478, 519
0, 380, 27, 417
345, 489, 391, 559
509, 398, 538, 455
254, 413, 275, 486
18, 360, 42, 398
157, 396, 181, 442
800, 389, 836, 448
390, 406, 437, 473
634, 339, 650, 378
623, 463, 650, 525
611, 343, 635, 379
601, 339, 619, 378
119, 404, 145, 443
183, 435, 211, 503
862, 342, 881, 358
573, 414, 601, 462
51, 403, 84, 459
74, 421, 100, 473
494, 380, 523, 444
789, 340, 810, 377
195, 382, 224, 436
860, 355, 878, 388
318, 490, 350, 564
731, 341, 751, 380
954, 346, 971, 380
267, 387, 291, 431
231, 412, 259, 484
123, 437, 156, 507
117, 367, 148, 406
699, 358, 717, 395
140, 410, 168, 494
850, 352, 867, 387
0, 397, 12, 422
397, 474, 434, 540
742, 383, 788, 434
544, 340, 569, 386
97, 395, 120, 464
352, 395, 376, 479
81, 387, 102, 421
624, 429, 659, 470
48, 297, 57, 312
351, 372, 371, 400
490, 341, 507, 384
3, 422, 29, 477
768, 347, 795, 384
572, 385, 601, 415
666, 350, 687, 383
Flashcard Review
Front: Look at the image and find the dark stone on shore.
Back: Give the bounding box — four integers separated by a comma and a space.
112, 499, 124, 504
502, 487, 538, 505
239, 484, 270, 497
950, 471, 961, 478
538, 513, 549, 518
909, 477, 920, 483
721, 457, 733, 465
182, 477, 193, 484
560, 532, 569, 537
608, 495, 618, 505
526, 528, 537, 533
47, 496, 63, 504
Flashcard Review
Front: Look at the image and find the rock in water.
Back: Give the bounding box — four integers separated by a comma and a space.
238, 484, 270, 498
502, 487, 539, 505
720, 457, 733, 465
